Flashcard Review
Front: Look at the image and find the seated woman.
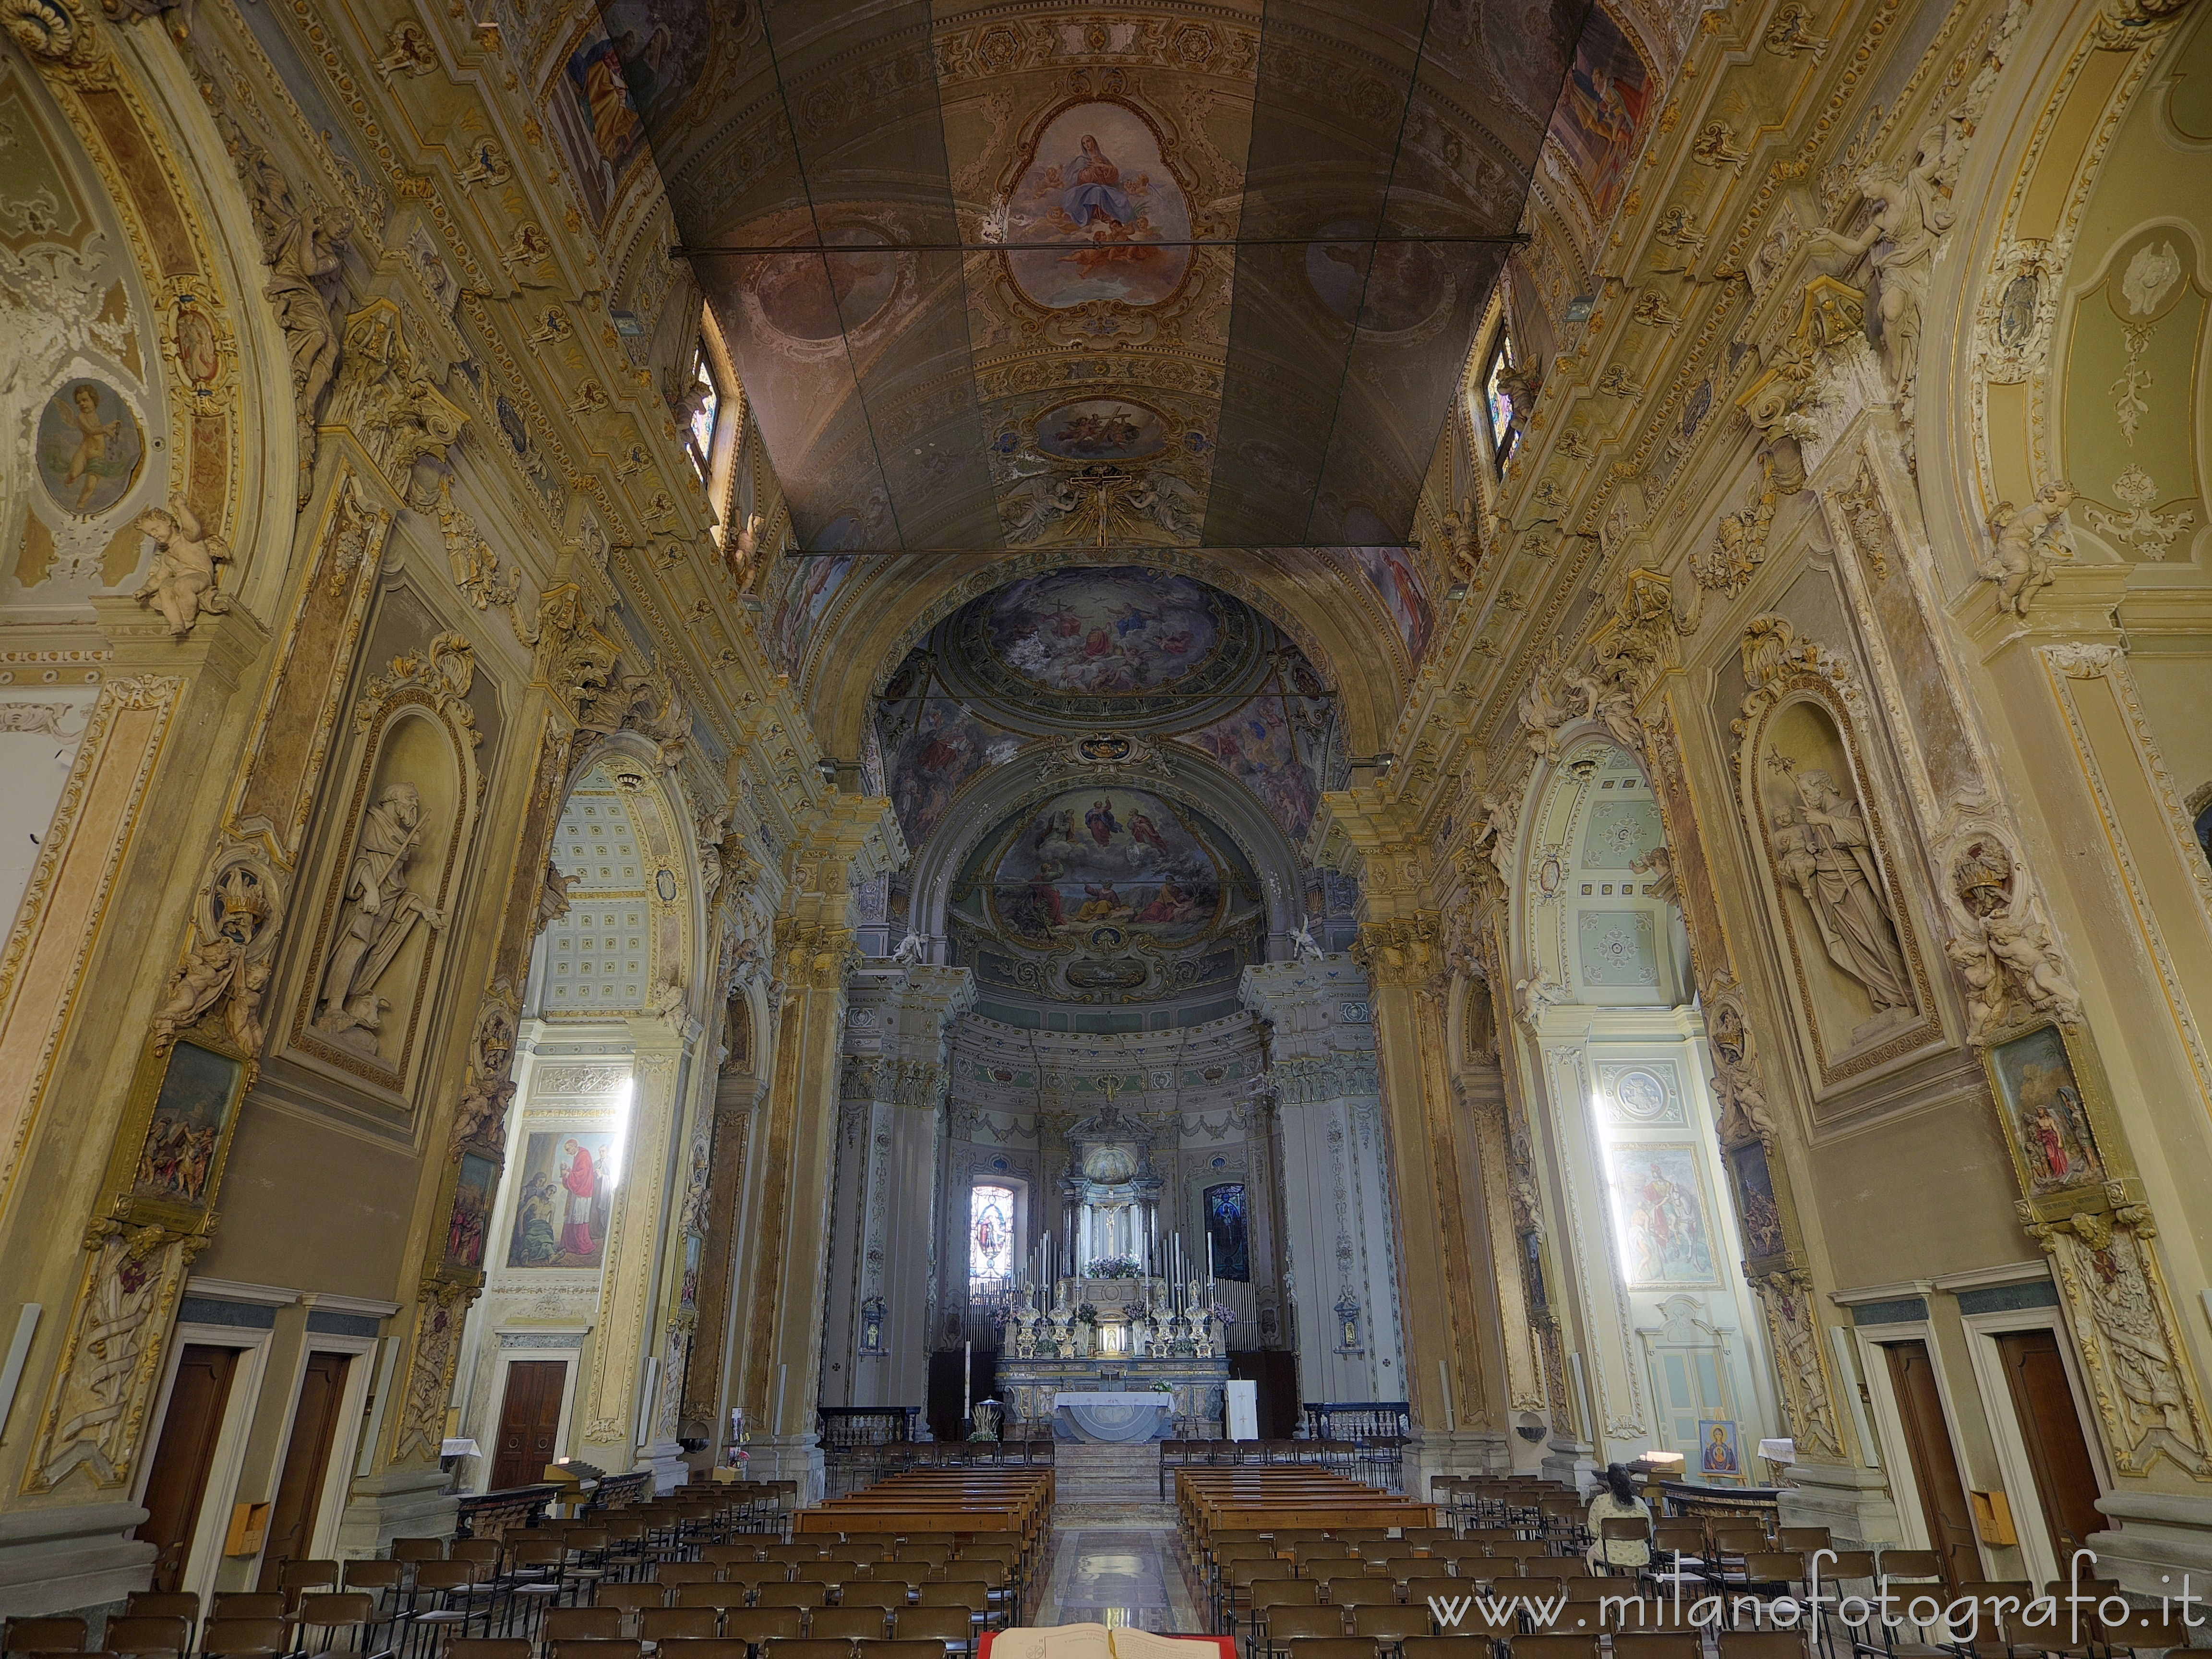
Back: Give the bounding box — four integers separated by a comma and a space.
1585, 1462, 1652, 1574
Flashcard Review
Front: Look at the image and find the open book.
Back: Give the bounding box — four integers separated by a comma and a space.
990, 1627, 1218, 1659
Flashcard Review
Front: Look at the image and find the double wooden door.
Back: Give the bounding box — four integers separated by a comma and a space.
257, 1352, 352, 1588
1884, 1339, 1985, 1587
1995, 1328, 2105, 1562
138, 1345, 240, 1595
489, 1360, 568, 1491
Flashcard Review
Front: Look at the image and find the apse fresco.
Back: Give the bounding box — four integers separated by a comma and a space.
1551, 6, 1653, 231
1344, 545, 1432, 663
1006, 99, 1193, 311
990, 789, 1223, 947
770, 533, 860, 673
1178, 695, 1323, 844
983, 567, 1225, 696
883, 693, 1023, 850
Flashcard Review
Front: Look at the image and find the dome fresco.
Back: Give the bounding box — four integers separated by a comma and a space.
875, 566, 1343, 855
946, 785, 1262, 1009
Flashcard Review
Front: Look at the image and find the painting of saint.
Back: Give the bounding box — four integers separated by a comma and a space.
983, 567, 1223, 696
130, 1039, 241, 1209
1990, 1025, 2105, 1196
1035, 398, 1167, 461
39, 379, 144, 518
1606, 1144, 1718, 1286
551, 0, 705, 228
1004, 100, 1193, 310
772, 538, 855, 675
445, 1153, 496, 1270
505, 1130, 617, 1270
1549, 7, 1652, 229
1205, 1183, 1250, 1282
1345, 545, 1432, 663
990, 788, 1225, 946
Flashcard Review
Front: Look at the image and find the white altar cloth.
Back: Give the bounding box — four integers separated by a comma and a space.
1053, 1391, 1172, 1443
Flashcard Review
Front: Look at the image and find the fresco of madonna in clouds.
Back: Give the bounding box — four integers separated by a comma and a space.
1005, 99, 1192, 310
984, 566, 1224, 696
990, 788, 1223, 947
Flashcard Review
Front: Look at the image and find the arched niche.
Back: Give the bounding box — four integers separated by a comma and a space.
526, 736, 709, 1029
1732, 668, 1943, 1087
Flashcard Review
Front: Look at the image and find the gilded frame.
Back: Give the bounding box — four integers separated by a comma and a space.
100, 1020, 256, 1237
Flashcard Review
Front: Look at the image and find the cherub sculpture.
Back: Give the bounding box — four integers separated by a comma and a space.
132, 496, 233, 637
1982, 483, 2078, 617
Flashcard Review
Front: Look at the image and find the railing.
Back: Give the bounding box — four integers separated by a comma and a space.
454, 1484, 558, 1539
1301, 1400, 1412, 1492
589, 1469, 654, 1511
817, 1406, 923, 1498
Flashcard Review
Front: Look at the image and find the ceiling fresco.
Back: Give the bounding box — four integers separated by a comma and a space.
875, 567, 1342, 853
948, 785, 1263, 1006
613, 0, 1588, 559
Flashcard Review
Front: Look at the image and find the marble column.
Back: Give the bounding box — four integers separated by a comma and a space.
727, 798, 897, 1495
821, 966, 974, 1414
1239, 959, 1407, 1417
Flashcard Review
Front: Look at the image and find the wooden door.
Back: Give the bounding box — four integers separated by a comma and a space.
1996, 1328, 2105, 1561
1884, 1340, 1984, 1586
137, 1345, 240, 1595
256, 1352, 352, 1588
489, 1360, 567, 1491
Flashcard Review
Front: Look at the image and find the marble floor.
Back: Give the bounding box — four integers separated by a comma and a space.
1030, 1508, 1208, 1632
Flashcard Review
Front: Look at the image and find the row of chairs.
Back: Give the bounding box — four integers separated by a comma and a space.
449, 1640, 949, 1659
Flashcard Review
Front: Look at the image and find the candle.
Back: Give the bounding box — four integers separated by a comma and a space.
962, 1340, 972, 1427
774, 1363, 787, 1438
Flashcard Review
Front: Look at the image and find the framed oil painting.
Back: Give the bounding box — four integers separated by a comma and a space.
445, 1152, 497, 1271
1727, 1141, 1788, 1262
1985, 1022, 2108, 1201
114, 1030, 251, 1229
1697, 1416, 1744, 1485
1605, 1142, 1719, 1286
505, 1130, 617, 1270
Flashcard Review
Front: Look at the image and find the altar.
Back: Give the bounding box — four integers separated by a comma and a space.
1054, 1390, 1173, 1443
998, 1356, 1229, 1438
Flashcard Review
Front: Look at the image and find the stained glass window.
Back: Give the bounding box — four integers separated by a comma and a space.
686, 346, 719, 480
969, 1183, 1013, 1283
1204, 1182, 1250, 1282
1482, 331, 1517, 470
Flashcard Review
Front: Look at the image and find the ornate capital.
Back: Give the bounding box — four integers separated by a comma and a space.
1350, 914, 1445, 989
775, 920, 858, 990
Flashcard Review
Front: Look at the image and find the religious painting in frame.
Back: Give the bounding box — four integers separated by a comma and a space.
505, 1130, 617, 1270
107, 1026, 253, 1233
1603, 1142, 1720, 1287
1983, 1021, 2111, 1205
1726, 1140, 1788, 1264
1697, 1415, 1744, 1485
1203, 1182, 1250, 1282
444, 1152, 498, 1272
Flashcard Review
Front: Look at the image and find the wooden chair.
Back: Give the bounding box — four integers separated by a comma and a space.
853, 1642, 945, 1659
594, 1584, 666, 1618
197, 1622, 287, 1659
90, 1622, 185, 1659
1400, 1641, 1489, 1659
675, 1587, 753, 1613
547, 1643, 645, 1659
1283, 1642, 1381, 1659
1503, 1638, 1599, 1659
753, 1587, 827, 1612
1270, 1607, 1351, 1651
659, 1565, 723, 1588
1715, 1634, 1812, 1659
545, 1609, 624, 1643
810, 1612, 889, 1644
656, 1644, 752, 1659
1329, 1581, 1403, 1610
1611, 1635, 1700, 1659
704, 1547, 767, 1569
1253, 1580, 1323, 1649
642, 1611, 723, 1643
205, 1602, 282, 1625
758, 1642, 854, 1659
1351, 1606, 1430, 1644
120, 1600, 196, 1628
2, 1623, 85, 1657
886, 1609, 972, 1655
723, 1611, 808, 1649
445, 1643, 529, 1659
834, 1587, 910, 1613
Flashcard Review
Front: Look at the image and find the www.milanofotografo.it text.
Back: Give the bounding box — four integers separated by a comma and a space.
1424, 1553, 2204, 1639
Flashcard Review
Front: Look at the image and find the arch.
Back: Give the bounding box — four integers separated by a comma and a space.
529, 732, 714, 1031
901, 740, 1305, 961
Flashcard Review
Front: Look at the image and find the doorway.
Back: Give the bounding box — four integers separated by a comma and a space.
489, 1360, 567, 1491
137, 1345, 240, 1595
257, 1352, 352, 1588
1883, 1340, 1984, 1586
1994, 1328, 2105, 1562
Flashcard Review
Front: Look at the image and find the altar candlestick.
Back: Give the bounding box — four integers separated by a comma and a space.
962, 1340, 972, 1426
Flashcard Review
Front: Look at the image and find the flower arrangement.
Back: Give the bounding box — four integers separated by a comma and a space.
1089, 1254, 1142, 1279
1076, 1302, 1099, 1326
1152, 1380, 1175, 1394
1211, 1303, 1237, 1326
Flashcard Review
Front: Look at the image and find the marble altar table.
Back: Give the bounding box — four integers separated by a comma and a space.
1054, 1390, 1173, 1443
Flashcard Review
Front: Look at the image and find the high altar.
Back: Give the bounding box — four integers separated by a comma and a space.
996, 1101, 1228, 1439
